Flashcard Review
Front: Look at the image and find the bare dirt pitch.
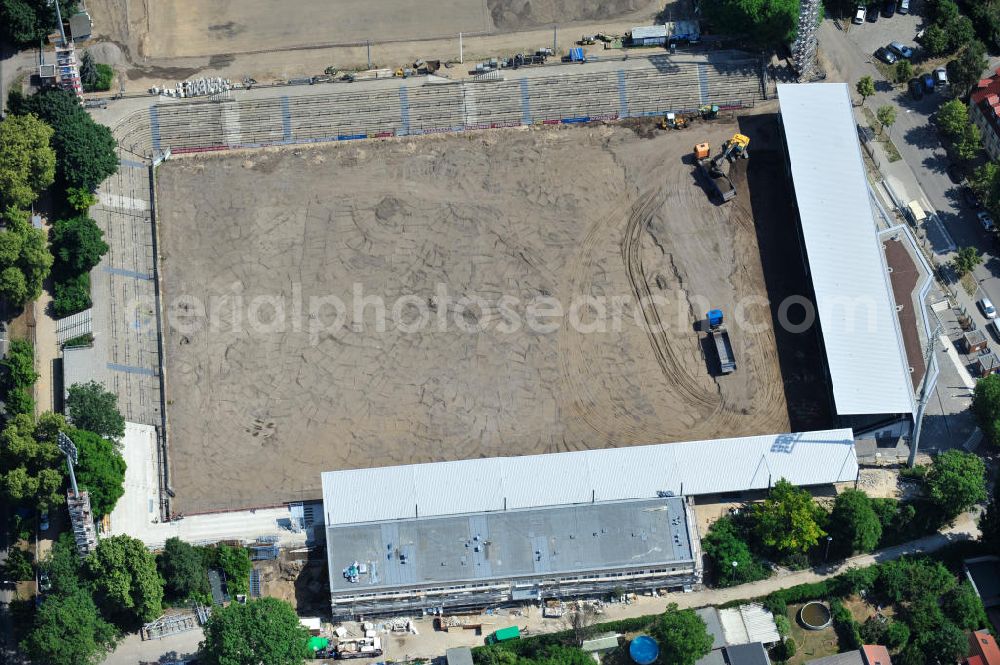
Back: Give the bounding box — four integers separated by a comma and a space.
87, 0, 657, 60
156, 120, 789, 513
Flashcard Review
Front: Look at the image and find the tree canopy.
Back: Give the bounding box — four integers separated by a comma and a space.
0, 0, 76, 46
943, 580, 989, 630
50, 215, 109, 275
947, 40, 988, 97
0, 412, 65, 511
66, 381, 126, 443
974, 374, 1000, 445
754, 479, 826, 555
701, 516, 769, 586
936, 99, 969, 140
9, 88, 118, 192
85, 535, 163, 628
0, 113, 55, 210
700, 0, 798, 46
199, 597, 310, 665
71, 427, 126, 517
158, 537, 210, 602
926, 450, 987, 520
21, 586, 118, 665
830, 489, 882, 554
652, 603, 714, 665
856, 76, 875, 105
0, 210, 53, 308
218, 544, 253, 597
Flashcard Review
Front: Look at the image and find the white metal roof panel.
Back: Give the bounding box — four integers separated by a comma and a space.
321, 429, 857, 525
777, 83, 914, 416
632, 25, 668, 39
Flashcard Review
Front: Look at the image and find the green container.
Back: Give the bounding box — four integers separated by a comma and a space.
487, 626, 521, 644
308, 636, 329, 651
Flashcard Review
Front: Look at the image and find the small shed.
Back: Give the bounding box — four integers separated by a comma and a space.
38, 64, 56, 80
69, 11, 92, 41
299, 617, 322, 635
446, 647, 475, 665
979, 351, 1000, 376
965, 329, 989, 353
906, 200, 927, 224
630, 25, 668, 46
582, 633, 621, 660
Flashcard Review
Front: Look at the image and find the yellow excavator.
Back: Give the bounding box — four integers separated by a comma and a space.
658, 112, 689, 130
693, 134, 750, 203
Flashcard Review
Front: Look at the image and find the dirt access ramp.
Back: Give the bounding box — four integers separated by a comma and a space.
85, 0, 659, 61
155, 119, 789, 513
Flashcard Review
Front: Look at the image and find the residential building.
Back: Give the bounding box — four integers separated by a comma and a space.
971, 70, 1000, 161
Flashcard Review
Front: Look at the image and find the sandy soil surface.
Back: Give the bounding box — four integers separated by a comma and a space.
85, 0, 659, 61
156, 120, 788, 513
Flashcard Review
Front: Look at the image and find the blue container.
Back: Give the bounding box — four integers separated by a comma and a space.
629, 635, 660, 665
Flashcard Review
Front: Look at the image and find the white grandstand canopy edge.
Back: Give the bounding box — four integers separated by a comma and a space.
776, 83, 915, 417
321, 428, 858, 526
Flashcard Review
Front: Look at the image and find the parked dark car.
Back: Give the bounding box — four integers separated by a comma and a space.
908, 77, 923, 99
868, 3, 880, 20
883, 0, 896, 16
875, 47, 896, 64
964, 187, 982, 208
946, 163, 964, 184
921, 72, 935, 92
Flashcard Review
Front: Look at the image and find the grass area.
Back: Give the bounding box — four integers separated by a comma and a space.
962, 272, 979, 296
786, 603, 840, 665
861, 106, 902, 163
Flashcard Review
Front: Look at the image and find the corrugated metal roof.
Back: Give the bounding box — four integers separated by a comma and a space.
632, 25, 668, 39
321, 429, 857, 525
719, 605, 780, 645
777, 83, 914, 416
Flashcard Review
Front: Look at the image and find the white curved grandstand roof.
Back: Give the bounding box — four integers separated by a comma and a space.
321, 429, 857, 526
777, 83, 914, 416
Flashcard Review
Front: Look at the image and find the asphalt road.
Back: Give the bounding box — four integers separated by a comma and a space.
819, 18, 1000, 331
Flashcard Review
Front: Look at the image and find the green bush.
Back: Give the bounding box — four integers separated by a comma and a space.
5, 386, 35, 417
52, 273, 91, 318
217, 545, 252, 597
62, 333, 93, 348
830, 599, 862, 650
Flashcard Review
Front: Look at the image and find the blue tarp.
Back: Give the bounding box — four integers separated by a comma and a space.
570, 48, 585, 62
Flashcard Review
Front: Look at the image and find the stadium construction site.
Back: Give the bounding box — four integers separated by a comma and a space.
85, 55, 927, 617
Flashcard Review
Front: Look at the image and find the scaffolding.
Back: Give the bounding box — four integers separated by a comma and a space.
59, 432, 97, 558
791, 0, 821, 79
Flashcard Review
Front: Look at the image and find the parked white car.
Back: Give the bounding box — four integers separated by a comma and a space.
853, 5, 867, 23
979, 297, 998, 319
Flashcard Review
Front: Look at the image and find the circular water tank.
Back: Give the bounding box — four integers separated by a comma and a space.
629, 635, 660, 665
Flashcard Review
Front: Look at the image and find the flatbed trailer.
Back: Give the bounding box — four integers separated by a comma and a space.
711, 327, 736, 374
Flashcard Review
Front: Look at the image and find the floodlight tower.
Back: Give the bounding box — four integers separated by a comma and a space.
57, 430, 79, 495
58, 431, 98, 558
50, 0, 67, 45
790, 0, 821, 80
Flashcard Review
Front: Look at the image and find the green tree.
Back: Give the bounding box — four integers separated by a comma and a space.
2, 546, 34, 580
876, 558, 956, 604
17, 224, 53, 303
914, 619, 969, 664
70, 428, 125, 517
921, 24, 951, 56
80, 51, 98, 90
952, 245, 983, 277
0, 266, 28, 305
0, 113, 56, 210
52, 272, 91, 318
895, 60, 912, 84
651, 603, 714, 665
9, 88, 118, 192
701, 516, 769, 586
885, 621, 911, 650
85, 534, 164, 628
754, 479, 826, 555
50, 215, 108, 274
948, 40, 989, 97
200, 597, 310, 665
856, 76, 875, 106
2, 338, 38, 389
21, 587, 118, 665
980, 479, 1000, 552
700, 0, 799, 46
0, 0, 78, 46
947, 15, 977, 51
158, 537, 210, 602
829, 489, 882, 554
936, 99, 969, 139
0, 410, 65, 510
66, 381, 126, 443
877, 105, 896, 136
942, 580, 988, 630
956, 123, 983, 161
217, 544, 252, 596
926, 450, 987, 519
66, 186, 98, 212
